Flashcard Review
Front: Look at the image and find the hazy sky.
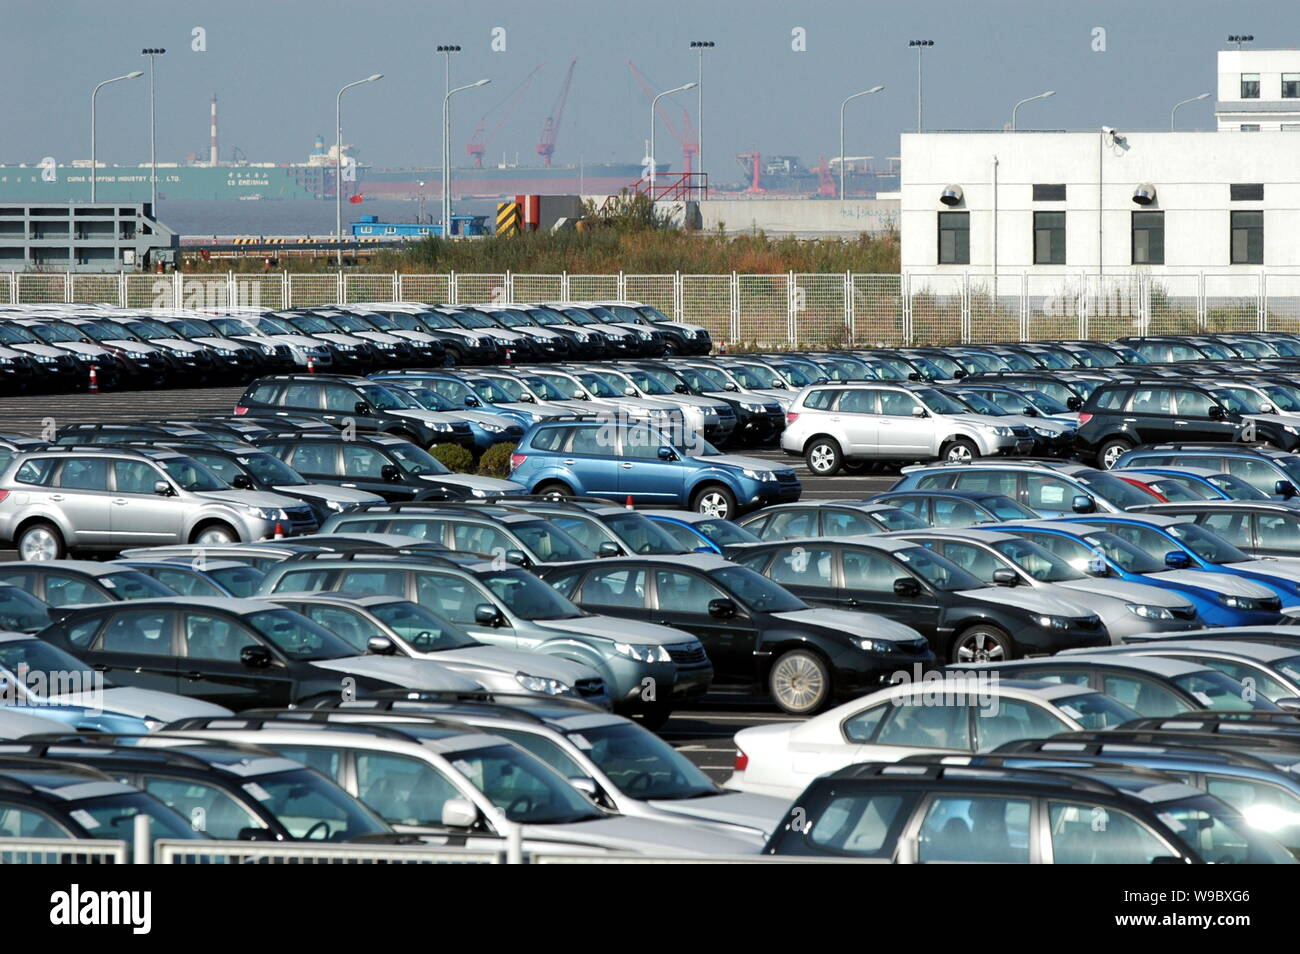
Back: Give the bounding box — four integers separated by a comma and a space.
4, 1, 1296, 184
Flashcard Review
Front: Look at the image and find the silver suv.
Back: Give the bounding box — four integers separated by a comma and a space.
781, 382, 1036, 475
0, 446, 318, 560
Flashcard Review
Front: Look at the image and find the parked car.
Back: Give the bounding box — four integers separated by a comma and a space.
116, 558, 267, 598
889, 460, 1161, 517
868, 489, 1039, 527
1113, 444, 1300, 499
641, 510, 763, 555
0, 560, 176, 605
735, 501, 926, 540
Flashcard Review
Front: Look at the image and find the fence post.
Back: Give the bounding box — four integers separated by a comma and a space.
901, 273, 911, 345
1197, 271, 1206, 333
450, 270, 459, 305
674, 271, 683, 322
503, 269, 513, 303
787, 271, 797, 347
281, 270, 289, 309
7, 271, 15, 305
1259, 271, 1267, 332
844, 271, 854, 342
560, 270, 569, 300
64, 272, 72, 303
336, 269, 344, 304
393, 270, 400, 302
617, 270, 627, 300
729, 271, 740, 344
172, 269, 183, 308
960, 271, 971, 344
133, 813, 151, 865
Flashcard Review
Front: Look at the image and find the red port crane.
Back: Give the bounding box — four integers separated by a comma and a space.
736, 152, 766, 194
467, 64, 544, 168
536, 58, 576, 167
627, 61, 698, 176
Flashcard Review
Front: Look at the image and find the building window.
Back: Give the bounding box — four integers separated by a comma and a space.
1132, 211, 1165, 265
1230, 183, 1264, 201
1032, 184, 1067, 202
1240, 124, 1261, 132
1241, 73, 1261, 98
1231, 211, 1264, 265
1283, 124, 1300, 131
1285, 75, 1300, 98
1033, 211, 1066, 265
937, 211, 969, 265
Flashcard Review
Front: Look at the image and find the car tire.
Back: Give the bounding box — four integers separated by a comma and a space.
805, 437, 843, 476
769, 649, 831, 714
692, 484, 737, 519
192, 522, 239, 545
637, 702, 674, 730
1097, 438, 1132, 470
842, 460, 869, 474
534, 480, 574, 498
941, 438, 978, 464
17, 521, 65, 561
951, 625, 1015, 665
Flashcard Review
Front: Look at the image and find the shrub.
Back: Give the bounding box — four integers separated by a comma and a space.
429, 442, 475, 473
477, 442, 517, 479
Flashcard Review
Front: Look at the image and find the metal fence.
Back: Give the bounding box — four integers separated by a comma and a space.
153, 839, 502, 865
1, 269, 1289, 347
0, 838, 128, 864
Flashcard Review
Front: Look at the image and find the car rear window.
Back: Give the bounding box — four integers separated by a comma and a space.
528, 426, 572, 452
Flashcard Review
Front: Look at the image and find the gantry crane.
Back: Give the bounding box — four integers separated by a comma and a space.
627, 60, 698, 176
467, 64, 544, 169
536, 58, 576, 167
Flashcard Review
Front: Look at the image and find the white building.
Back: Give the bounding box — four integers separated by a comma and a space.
1217, 49, 1300, 131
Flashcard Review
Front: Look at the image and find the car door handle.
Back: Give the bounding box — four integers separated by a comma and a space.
49, 494, 64, 502
113, 498, 128, 505
1175, 420, 1189, 426
563, 459, 576, 466
183, 671, 204, 681
621, 462, 634, 469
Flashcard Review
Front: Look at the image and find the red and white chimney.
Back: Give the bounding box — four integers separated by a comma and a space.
210, 95, 218, 165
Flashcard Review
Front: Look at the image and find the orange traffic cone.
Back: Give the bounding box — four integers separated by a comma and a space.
274, 522, 284, 539
504, 348, 513, 365
307, 356, 315, 374
625, 495, 634, 510
718, 340, 727, 355
88, 365, 99, 393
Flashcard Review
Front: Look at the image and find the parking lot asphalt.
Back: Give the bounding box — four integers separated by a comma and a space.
0, 384, 887, 779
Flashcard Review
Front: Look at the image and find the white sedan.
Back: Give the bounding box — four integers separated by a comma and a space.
726, 677, 1139, 800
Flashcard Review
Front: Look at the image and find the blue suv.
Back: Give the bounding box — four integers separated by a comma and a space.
509, 419, 801, 519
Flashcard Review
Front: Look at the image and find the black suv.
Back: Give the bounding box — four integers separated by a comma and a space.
731, 537, 1109, 662
255, 433, 520, 501
1076, 381, 1247, 469
235, 374, 476, 450
541, 553, 936, 714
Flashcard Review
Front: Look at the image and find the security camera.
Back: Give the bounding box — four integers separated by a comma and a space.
1102, 126, 1115, 136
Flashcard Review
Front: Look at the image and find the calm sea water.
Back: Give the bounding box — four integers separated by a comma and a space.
158, 198, 500, 237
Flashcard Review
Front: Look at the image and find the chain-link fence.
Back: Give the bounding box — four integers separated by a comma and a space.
10, 269, 1300, 347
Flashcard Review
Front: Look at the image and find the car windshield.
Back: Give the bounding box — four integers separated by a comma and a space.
1075, 532, 1166, 574
207, 565, 267, 598
1268, 655, 1300, 686
772, 363, 813, 386
388, 444, 451, 476
210, 317, 252, 336
518, 375, 566, 401
450, 743, 602, 824
173, 319, 216, 337
1158, 795, 1296, 864
729, 363, 779, 389
484, 376, 528, 401
533, 373, 582, 399
637, 306, 672, 324
952, 390, 1007, 415
1262, 385, 1300, 413
237, 452, 308, 487
400, 386, 455, 412
330, 314, 370, 332
915, 388, 968, 415
0, 637, 94, 688
80, 322, 125, 342
623, 370, 673, 395
561, 308, 597, 326
369, 601, 480, 651
0, 325, 39, 343
685, 365, 733, 391
896, 547, 985, 591
31, 323, 87, 343
1206, 474, 1270, 500
246, 609, 356, 660
1212, 388, 1262, 414
992, 539, 1084, 582
603, 512, 686, 554
1147, 479, 1207, 502
285, 315, 335, 334
1165, 522, 1252, 564
256, 768, 391, 840
71, 792, 203, 845
357, 384, 420, 411
638, 367, 688, 392
1025, 390, 1071, 414
573, 721, 718, 799
463, 379, 512, 404
99, 571, 176, 599
160, 457, 228, 491
1054, 692, 1140, 729
1075, 472, 1162, 510
0, 589, 55, 633
709, 565, 806, 612
574, 373, 620, 398
693, 518, 760, 546
510, 521, 593, 562
481, 569, 583, 620
922, 353, 962, 376
1172, 670, 1279, 711
873, 508, 928, 530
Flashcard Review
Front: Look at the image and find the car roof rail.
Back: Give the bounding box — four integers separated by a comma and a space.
0, 757, 117, 791
992, 736, 1276, 770
159, 715, 432, 740
839, 757, 1130, 795
2, 734, 278, 768
484, 493, 612, 507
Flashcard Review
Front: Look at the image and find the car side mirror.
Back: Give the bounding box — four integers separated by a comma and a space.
893, 577, 921, 598
1023, 406, 1039, 417
911, 406, 927, 417
503, 549, 529, 567
1066, 396, 1083, 411
354, 401, 371, 416
153, 480, 173, 497
238, 827, 277, 841
1085, 558, 1110, 577
907, 372, 921, 381
366, 635, 397, 655
1275, 696, 1300, 713
474, 603, 502, 626
464, 395, 481, 407
230, 474, 254, 490
1165, 550, 1192, 570
724, 382, 739, 392
1260, 403, 1276, 414
707, 597, 737, 619
575, 391, 590, 400
953, 368, 968, 378
1071, 495, 1096, 514
598, 541, 622, 557
1276, 480, 1297, 499
657, 445, 677, 461
380, 464, 402, 482
568, 776, 599, 798
440, 798, 478, 829
240, 645, 273, 668
1208, 405, 1227, 420
674, 384, 689, 394
992, 568, 1019, 587
520, 393, 536, 403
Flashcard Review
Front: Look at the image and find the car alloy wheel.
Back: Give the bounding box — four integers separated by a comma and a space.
196, 525, 238, 545
697, 491, 731, 518
19, 526, 60, 561
945, 441, 975, 463
808, 444, 837, 473
770, 650, 829, 713
953, 626, 1012, 664
1099, 441, 1130, 470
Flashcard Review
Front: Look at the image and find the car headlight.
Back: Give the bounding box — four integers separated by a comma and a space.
470, 488, 489, 498
1126, 603, 1175, 620
1219, 594, 1265, 610
335, 343, 356, 352
246, 506, 285, 521
260, 345, 278, 356
637, 331, 652, 341
493, 337, 512, 347
324, 499, 347, 512
217, 348, 237, 357
432, 422, 455, 432
481, 423, 504, 433
742, 402, 765, 412
515, 673, 573, 696
853, 636, 895, 654
614, 642, 671, 663
1286, 426, 1299, 435
1034, 614, 1073, 629
1032, 426, 1058, 438
993, 426, 1016, 437
741, 468, 776, 482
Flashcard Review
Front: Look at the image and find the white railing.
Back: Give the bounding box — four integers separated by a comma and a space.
3, 269, 1293, 348
152, 839, 502, 865
0, 837, 129, 864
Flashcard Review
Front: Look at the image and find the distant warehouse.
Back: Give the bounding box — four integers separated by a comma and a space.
0, 202, 178, 271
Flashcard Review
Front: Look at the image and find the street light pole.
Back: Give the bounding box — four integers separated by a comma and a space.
141, 49, 165, 209
443, 79, 490, 238
1011, 90, 1056, 131
909, 40, 933, 132
839, 86, 884, 200
650, 82, 696, 195
690, 41, 714, 196
335, 74, 383, 267
1171, 92, 1211, 131
90, 71, 143, 202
